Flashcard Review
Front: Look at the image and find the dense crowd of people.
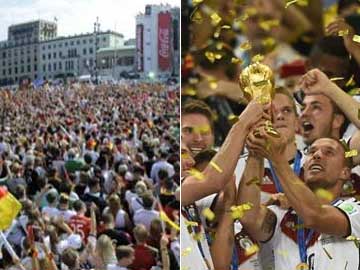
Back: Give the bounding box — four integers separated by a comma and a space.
0, 81, 180, 270
181, 0, 360, 270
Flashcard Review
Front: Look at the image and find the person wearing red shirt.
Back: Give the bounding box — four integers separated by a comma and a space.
68, 200, 91, 241
130, 224, 157, 270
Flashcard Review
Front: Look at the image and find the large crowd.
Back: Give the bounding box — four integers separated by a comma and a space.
181, 0, 360, 270
0, 81, 180, 270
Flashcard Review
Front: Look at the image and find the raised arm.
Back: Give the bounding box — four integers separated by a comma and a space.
298, 68, 360, 129
181, 101, 268, 206
248, 127, 351, 237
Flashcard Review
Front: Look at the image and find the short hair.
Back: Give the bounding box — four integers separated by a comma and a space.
61, 248, 78, 268
275, 87, 298, 116
102, 213, 114, 225
59, 193, 69, 205
46, 192, 57, 204
115, 245, 134, 261
182, 99, 214, 130
73, 200, 85, 212
133, 224, 149, 243
158, 169, 169, 181
330, 100, 350, 138
142, 192, 154, 209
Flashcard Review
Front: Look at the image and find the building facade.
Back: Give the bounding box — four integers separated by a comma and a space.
0, 19, 134, 86
135, 4, 179, 80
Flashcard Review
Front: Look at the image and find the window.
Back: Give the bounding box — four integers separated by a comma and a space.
27, 65, 31, 72
59, 43, 62, 48
83, 39, 87, 44
102, 37, 106, 42
21, 66, 24, 73
53, 52, 56, 58
83, 48, 87, 55
49, 53, 52, 60
53, 63, 56, 71
59, 51, 62, 58
70, 41, 74, 46
42, 54, 46, 60
2, 70, 5, 76
42, 45, 45, 50
2, 61, 5, 66
48, 63, 51, 72
65, 42, 68, 47
2, 52, 6, 58
53, 44, 56, 48
48, 45, 51, 49
59, 62, 62, 70
89, 38, 93, 43
89, 47, 93, 54
20, 59, 24, 64
27, 57, 31, 63
76, 40, 80, 45
15, 67, 18, 74
43, 64, 46, 72
8, 68, 11, 75
34, 56, 37, 62
34, 64, 37, 71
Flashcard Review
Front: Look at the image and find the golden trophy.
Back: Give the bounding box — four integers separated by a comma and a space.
239, 62, 280, 137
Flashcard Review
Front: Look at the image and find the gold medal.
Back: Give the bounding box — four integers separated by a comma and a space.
296, 262, 309, 270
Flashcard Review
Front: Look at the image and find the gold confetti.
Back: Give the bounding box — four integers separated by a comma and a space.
183, 87, 197, 96
228, 114, 237, 122
231, 57, 242, 64
160, 211, 180, 231
345, 149, 358, 158
205, 51, 216, 63
240, 40, 252, 51
192, 0, 203, 5
296, 263, 309, 270
345, 75, 355, 87
348, 88, 360, 96
245, 244, 259, 256
243, 7, 257, 17
285, 0, 300, 8
330, 77, 345, 82
210, 161, 223, 173
221, 25, 231, 30
190, 7, 203, 24
210, 12, 222, 26
323, 247, 333, 260
252, 54, 264, 63
202, 207, 215, 221
246, 177, 261, 186
209, 80, 218, 90
353, 35, 360, 43
184, 220, 198, 227
193, 233, 204, 241
213, 28, 221, 38
230, 203, 253, 219
188, 168, 205, 180
315, 188, 334, 201
237, 13, 249, 21
261, 37, 276, 49
181, 153, 191, 159
181, 247, 192, 257
215, 42, 224, 50
338, 29, 349, 37
259, 19, 280, 32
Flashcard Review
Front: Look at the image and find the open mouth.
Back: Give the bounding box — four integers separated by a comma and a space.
302, 121, 314, 132
190, 147, 204, 154
309, 164, 323, 172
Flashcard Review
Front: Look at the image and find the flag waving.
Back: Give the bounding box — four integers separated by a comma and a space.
0, 187, 22, 230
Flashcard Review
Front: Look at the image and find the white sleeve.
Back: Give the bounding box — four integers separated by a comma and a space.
335, 198, 360, 237
264, 205, 288, 243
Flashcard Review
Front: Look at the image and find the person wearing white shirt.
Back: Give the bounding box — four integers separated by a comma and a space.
240, 130, 360, 269
133, 192, 159, 230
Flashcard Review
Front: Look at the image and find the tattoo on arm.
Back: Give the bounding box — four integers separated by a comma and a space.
261, 210, 276, 236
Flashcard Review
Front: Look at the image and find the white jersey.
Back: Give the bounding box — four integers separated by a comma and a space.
180, 214, 213, 270
266, 198, 360, 270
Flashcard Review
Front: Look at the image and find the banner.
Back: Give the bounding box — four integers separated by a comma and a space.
136, 24, 144, 72
158, 12, 171, 71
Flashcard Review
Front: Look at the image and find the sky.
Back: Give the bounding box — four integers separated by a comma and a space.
0, 0, 180, 41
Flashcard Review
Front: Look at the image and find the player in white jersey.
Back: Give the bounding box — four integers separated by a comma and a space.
240, 126, 359, 269
181, 101, 267, 270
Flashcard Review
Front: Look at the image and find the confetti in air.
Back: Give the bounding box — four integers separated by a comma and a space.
315, 189, 334, 201
353, 35, 360, 43
188, 168, 205, 180
181, 247, 192, 257
345, 149, 358, 158
210, 161, 223, 173
240, 40, 252, 51
210, 12, 222, 26
330, 77, 345, 82
202, 207, 215, 221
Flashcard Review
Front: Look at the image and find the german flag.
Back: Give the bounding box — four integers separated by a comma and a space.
0, 187, 22, 230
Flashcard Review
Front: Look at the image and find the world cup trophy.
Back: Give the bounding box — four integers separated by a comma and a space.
239, 62, 280, 137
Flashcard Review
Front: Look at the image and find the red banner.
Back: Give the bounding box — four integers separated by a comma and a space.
136, 24, 143, 72
158, 12, 171, 71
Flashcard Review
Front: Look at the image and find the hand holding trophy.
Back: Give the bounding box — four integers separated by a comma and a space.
239, 61, 280, 138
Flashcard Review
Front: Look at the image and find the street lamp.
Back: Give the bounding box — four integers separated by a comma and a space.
93, 17, 100, 84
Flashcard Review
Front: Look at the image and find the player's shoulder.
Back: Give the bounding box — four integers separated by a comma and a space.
334, 197, 360, 216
